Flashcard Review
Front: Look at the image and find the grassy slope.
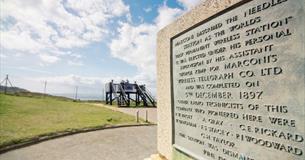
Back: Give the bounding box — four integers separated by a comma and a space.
0, 94, 138, 146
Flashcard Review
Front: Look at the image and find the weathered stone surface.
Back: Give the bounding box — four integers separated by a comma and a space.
157, 0, 304, 159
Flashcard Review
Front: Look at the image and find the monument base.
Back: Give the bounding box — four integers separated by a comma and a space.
157, 0, 304, 159
145, 153, 168, 160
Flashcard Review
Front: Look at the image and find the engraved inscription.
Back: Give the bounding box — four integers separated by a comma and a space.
171, 0, 304, 160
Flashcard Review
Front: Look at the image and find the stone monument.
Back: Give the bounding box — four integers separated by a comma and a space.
156, 0, 304, 159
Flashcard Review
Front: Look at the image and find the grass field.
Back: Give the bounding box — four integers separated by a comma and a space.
0, 93, 140, 146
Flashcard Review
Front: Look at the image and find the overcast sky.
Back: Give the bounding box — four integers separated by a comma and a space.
0, 0, 202, 98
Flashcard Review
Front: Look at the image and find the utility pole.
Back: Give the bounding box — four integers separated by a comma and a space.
43, 81, 47, 97
102, 86, 104, 101
0, 74, 13, 94
74, 86, 78, 101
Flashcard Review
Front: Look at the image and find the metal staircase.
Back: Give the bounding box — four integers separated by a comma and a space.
110, 83, 119, 101
117, 84, 129, 106
135, 84, 155, 107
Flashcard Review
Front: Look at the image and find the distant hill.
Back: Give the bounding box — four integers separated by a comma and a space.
0, 85, 29, 93
0, 86, 74, 101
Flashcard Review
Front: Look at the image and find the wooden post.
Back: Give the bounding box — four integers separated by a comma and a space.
136, 110, 139, 123
146, 110, 148, 122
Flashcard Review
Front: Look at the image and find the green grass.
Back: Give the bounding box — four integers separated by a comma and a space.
99, 100, 155, 108
4, 91, 74, 101
0, 94, 140, 146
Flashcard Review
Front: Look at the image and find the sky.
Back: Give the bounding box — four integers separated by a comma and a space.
0, 0, 202, 99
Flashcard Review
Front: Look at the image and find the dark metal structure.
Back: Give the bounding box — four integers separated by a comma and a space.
105, 80, 156, 107
0, 74, 13, 94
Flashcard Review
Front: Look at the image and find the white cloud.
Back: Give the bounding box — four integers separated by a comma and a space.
30, 74, 156, 96
110, 22, 158, 90
5, 66, 53, 75
4, 74, 105, 95
0, 0, 130, 63
67, 53, 83, 66
39, 54, 60, 64
155, 4, 183, 29
1, 0, 196, 97
36, 74, 101, 86
64, 0, 129, 17
68, 60, 84, 66
70, 54, 82, 59
30, 74, 113, 93
177, 0, 203, 10
0, 54, 7, 59
0, 29, 43, 52
110, 23, 157, 73
144, 7, 152, 13
109, 3, 184, 93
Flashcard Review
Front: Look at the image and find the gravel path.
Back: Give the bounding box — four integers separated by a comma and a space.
0, 126, 157, 160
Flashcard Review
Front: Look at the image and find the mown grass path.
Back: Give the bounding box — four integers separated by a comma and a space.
0, 94, 140, 147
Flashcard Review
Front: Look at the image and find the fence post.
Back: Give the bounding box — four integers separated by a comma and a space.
145, 110, 148, 122
136, 110, 139, 123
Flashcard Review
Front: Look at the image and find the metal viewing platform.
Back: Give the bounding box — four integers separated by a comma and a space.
105, 80, 156, 107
